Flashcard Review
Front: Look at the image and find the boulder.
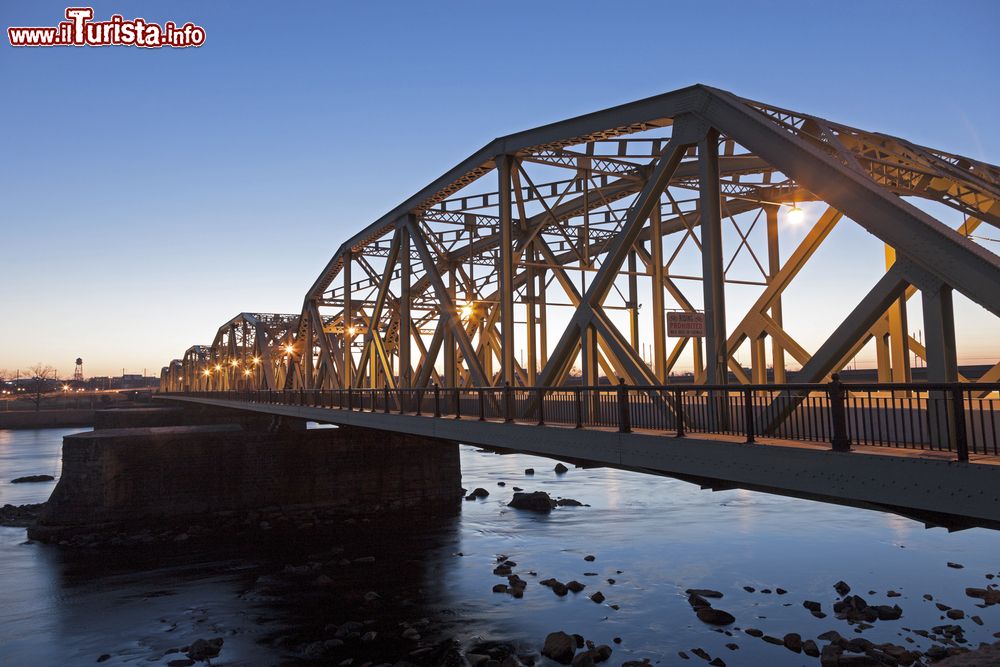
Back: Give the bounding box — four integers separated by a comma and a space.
696, 608, 735, 625
186, 637, 224, 662
508, 491, 556, 512
554, 463, 569, 474
542, 631, 576, 664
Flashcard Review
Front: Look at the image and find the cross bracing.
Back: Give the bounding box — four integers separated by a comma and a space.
160, 85, 1000, 407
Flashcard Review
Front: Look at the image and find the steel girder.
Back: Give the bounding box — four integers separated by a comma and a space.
161, 85, 999, 397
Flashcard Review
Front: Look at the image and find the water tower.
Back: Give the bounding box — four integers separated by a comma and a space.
73, 358, 84, 382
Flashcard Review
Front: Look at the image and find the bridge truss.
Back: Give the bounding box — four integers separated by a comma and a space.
161, 85, 1000, 394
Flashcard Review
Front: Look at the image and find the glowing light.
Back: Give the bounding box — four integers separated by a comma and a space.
243, 369, 251, 377
62, 384, 70, 391
252, 357, 260, 365
284, 344, 295, 355
347, 326, 356, 336
202, 369, 211, 377
459, 303, 474, 320
786, 203, 805, 224
214, 364, 222, 371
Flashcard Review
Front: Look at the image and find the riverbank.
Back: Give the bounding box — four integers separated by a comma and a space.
0, 409, 94, 429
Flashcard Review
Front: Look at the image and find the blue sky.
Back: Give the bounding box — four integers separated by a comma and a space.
2, 0, 999, 377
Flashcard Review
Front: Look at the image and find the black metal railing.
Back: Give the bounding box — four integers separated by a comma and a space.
161, 375, 1000, 463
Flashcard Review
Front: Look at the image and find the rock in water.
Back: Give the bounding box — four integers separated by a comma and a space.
508, 491, 556, 512
186, 637, 223, 662
686, 588, 724, 598
834, 580, 851, 596
554, 463, 569, 473
542, 631, 576, 664
10, 475, 54, 484
696, 608, 736, 625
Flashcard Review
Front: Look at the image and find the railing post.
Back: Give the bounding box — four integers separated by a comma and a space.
453, 389, 462, 419
478, 388, 485, 421
347, 386, 353, 411
574, 387, 583, 428
743, 387, 755, 444
674, 389, 686, 437
415, 389, 422, 416
617, 378, 631, 433
951, 387, 969, 462
829, 373, 850, 452
536, 387, 545, 426
383, 386, 390, 413
503, 381, 512, 422
433, 383, 441, 418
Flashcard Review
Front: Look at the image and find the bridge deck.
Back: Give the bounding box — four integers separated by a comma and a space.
155, 394, 1000, 530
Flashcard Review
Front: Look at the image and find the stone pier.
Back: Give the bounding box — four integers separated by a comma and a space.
29, 423, 461, 540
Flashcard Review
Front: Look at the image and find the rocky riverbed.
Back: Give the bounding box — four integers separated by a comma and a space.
5, 431, 1000, 665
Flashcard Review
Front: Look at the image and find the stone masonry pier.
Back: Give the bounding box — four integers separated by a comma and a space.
29, 423, 461, 540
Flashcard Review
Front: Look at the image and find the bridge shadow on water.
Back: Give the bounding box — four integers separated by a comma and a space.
6, 436, 1000, 665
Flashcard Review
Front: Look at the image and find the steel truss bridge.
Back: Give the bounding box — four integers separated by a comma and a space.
158, 85, 1000, 526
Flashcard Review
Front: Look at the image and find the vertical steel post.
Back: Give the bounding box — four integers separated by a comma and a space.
617, 378, 631, 433
498, 154, 515, 385
674, 388, 686, 437
574, 387, 583, 428
951, 387, 969, 462
829, 374, 850, 452
536, 387, 545, 426
503, 381, 512, 422
343, 251, 354, 389
743, 387, 755, 444
433, 383, 441, 418
765, 205, 785, 383
699, 129, 727, 387
398, 220, 412, 388
627, 250, 639, 352
923, 283, 959, 449
650, 205, 667, 382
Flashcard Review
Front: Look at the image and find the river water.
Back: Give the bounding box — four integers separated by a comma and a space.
2, 426, 1000, 666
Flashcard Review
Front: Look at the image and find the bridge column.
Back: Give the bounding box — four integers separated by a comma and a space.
923, 282, 958, 447
498, 154, 516, 385
398, 220, 412, 388
343, 251, 354, 388
765, 205, 785, 383
444, 263, 457, 387
884, 245, 912, 386
650, 205, 667, 382
525, 242, 538, 385
627, 250, 640, 352
699, 129, 727, 387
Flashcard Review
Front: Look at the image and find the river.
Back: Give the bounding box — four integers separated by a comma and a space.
1, 426, 999, 665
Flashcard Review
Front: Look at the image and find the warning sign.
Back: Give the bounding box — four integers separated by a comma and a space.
666, 311, 705, 337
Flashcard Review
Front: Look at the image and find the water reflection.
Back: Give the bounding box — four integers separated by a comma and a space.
1, 429, 1000, 666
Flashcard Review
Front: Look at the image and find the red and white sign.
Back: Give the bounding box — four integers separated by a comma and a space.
666, 311, 705, 337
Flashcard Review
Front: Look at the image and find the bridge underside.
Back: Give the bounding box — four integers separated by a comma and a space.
156, 395, 1000, 531
161, 84, 1000, 402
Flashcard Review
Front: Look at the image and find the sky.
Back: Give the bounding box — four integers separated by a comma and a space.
1, 0, 999, 378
